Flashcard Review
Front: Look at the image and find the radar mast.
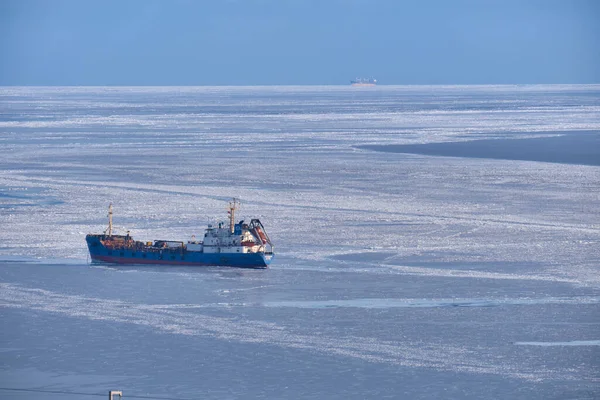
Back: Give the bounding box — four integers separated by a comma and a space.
228, 198, 240, 233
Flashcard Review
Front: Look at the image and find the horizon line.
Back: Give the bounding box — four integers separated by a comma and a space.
2, 83, 600, 87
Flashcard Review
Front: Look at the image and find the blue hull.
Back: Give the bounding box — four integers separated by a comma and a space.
86, 235, 272, 269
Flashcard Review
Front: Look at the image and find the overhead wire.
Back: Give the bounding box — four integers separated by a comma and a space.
0, 387, 194, 400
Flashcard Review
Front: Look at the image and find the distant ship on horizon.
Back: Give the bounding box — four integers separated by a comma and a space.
350, 77, 377, 86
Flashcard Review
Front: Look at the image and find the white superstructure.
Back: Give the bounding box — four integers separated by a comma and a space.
186, 199, 273, 255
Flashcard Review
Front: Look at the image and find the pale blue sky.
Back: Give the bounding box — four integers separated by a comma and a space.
1, 0, 598, 85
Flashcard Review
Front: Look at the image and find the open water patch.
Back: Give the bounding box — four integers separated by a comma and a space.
0, 186, 63, 209
358, 131, 600, 166
0, 282, 576, 381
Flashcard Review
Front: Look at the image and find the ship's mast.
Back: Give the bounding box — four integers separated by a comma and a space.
106, 203, 113, 236
228, 198, 240, 233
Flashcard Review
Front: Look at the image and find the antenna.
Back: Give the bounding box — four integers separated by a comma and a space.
227, 198, 240, 233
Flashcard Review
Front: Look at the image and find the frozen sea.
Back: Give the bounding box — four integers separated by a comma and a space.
1, 85, 599, 399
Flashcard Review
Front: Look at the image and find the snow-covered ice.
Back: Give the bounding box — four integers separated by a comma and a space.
1, 85, 599, 399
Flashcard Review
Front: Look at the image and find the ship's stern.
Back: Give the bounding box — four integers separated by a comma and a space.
262, 252, 274, 267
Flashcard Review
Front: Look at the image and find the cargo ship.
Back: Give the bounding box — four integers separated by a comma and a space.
86, 199, 274, 269
350, 77, 377, 86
